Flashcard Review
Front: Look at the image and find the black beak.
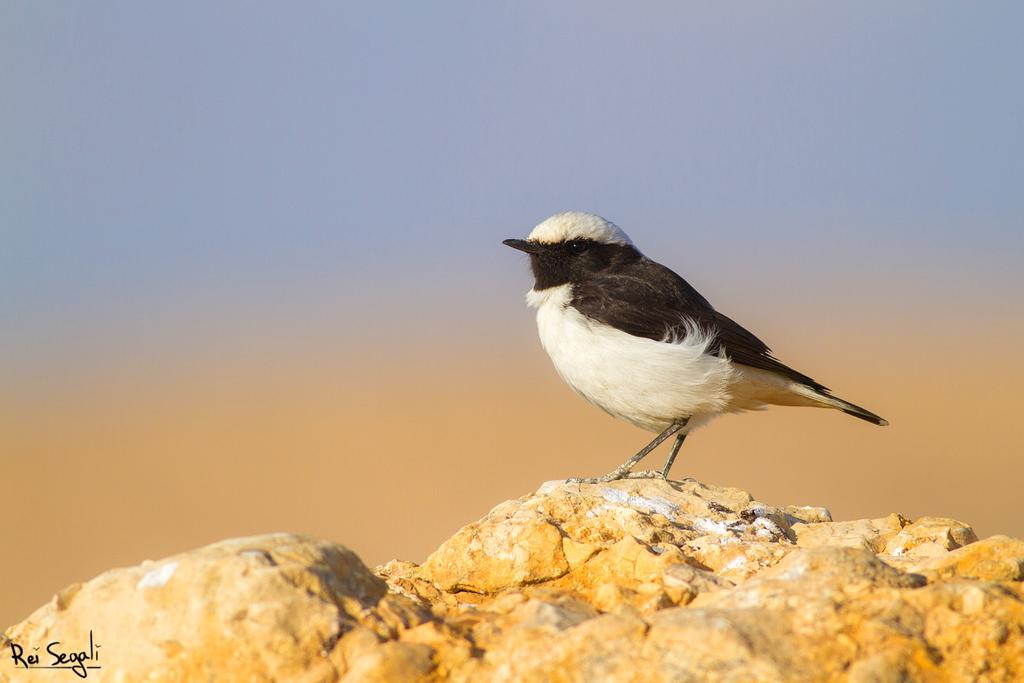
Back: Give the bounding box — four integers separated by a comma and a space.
503, 238, 542, 254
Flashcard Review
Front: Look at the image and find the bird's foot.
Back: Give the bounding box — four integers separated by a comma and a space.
566, 474, 620, 484
624, 470, 667, 480
566, 469, 631, 484
567, 468, 667, 485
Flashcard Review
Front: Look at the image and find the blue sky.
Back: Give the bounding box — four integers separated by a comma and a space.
4, 2, 1022, 376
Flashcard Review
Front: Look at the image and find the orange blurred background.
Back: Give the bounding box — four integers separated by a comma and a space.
5, 294, 1023, 627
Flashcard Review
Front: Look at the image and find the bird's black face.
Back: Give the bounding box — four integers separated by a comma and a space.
503, 238, 640, 290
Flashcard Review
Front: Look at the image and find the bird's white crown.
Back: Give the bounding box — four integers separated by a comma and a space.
527, 211, 633, 246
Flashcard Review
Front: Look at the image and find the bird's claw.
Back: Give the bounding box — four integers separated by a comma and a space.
566, 475, 620, 485
624, 470, 667, 480
567, 468, 668, 485
567, 471, 627, 484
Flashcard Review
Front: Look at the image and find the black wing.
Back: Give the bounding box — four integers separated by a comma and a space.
570, 259, 829, 393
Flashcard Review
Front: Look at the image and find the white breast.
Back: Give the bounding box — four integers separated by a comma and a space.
526, 284, 737, 433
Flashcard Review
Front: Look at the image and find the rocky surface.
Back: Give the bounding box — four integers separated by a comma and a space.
5, 478, 1024, 681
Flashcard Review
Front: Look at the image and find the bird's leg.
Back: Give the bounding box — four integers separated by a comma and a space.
659, 431, 688, 480
626, 418, 691, 480
568, 420, 685, 484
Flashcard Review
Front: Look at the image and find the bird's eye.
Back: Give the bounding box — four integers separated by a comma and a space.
567, 240, 590, 255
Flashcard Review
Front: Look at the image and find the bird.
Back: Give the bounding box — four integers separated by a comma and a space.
503, 211, 887, 483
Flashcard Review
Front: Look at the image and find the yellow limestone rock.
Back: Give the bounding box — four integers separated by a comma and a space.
792, 513, 907, 552
1, 534, 433, 682
909, 535, 1024, 582
883, 516, 978, 557
6, 478, 1024, 682
419, 513, 571, 593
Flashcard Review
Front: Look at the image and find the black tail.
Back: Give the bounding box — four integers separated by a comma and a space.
793, 383, 889, 426
828, 394, 889, 426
